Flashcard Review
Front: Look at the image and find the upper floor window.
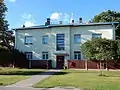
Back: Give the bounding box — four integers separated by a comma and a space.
25, 52, 32, 60
74, 34, 81, 43
56, 34, 65, 51
42, 52, 48, 60
24, 36, 33, 45
92, 34, 102, 38
43, 35, 48, 44
74, 51, 81, 60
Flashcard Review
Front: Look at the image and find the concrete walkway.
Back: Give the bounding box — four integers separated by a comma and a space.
7, 69, 61, 88
0, 86, 80, 90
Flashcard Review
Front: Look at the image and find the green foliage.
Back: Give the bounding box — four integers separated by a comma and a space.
0, 46, 28, 68
91, 10, 120, 22
0, 1, 13, 50
81, 38, 118, 61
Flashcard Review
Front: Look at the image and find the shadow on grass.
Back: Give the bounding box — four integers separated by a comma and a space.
39, 71, 69, 75
0, 71, 44, 75
0, 70, 69, 76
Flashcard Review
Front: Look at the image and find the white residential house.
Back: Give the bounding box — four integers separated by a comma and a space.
14, 18, 118, 69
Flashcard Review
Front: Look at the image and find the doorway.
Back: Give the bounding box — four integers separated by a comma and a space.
56, 56, 64, 69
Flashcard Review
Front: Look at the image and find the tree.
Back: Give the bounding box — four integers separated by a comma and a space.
81, 38, 117, 75
0, 0, 13, 50
90, 10, 120, 39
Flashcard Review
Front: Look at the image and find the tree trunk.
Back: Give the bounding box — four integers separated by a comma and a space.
85, 60, 88, 70
106, 60, 109, 71
99, 60, 103, 76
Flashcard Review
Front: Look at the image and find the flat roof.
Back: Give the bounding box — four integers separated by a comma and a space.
13, 22, 120, 30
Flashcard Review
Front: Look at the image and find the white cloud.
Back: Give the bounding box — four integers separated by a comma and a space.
50, 12, 62, 20
8, 0, 16, 3
24, 21, 35, 27
22, 14, 32, 20
21, 13, 36, 27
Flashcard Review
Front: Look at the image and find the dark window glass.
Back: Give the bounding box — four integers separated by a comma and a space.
24, 36, 33, 45
56, 34, 65, 51
92, 34, 102, 38
74, 51, 81, 60
43, 35, 48, 44
74, 34, 81, 43
25, 52, 32, 60
42, 52, 48, 60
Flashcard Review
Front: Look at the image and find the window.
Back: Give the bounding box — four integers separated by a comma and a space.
43, 35, 48, 44
42, 52, 48, 60
25, 52, 32, 60
56, 34, 65, 51
74, 34, 81, 43
92, 34, 102, 38
24, 36, 33, 45
74, 51, 81, 60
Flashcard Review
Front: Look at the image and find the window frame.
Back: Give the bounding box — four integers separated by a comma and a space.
25, 52, 33, 60
42, 35, 49, 44
42, 52, 48, 60
24, 36, 33, 45
74, 34, 81, 44
74, 51, 81, 60
92, 33, 102, 38
56, 34, 65, 51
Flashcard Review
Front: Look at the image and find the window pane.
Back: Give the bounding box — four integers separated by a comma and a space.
74, 54, 77, 59
43, 35, 48, 44
46, 54, 48, 59
92, 34, 102, 38
74, 34, 81, 43
43, 54, 45, 59
78, 54, 81, 59
25, 36, 33, 44
25, 52, 32, 60
56, 34, 65, 51
42, 52, 48, 60
74, 51, 81, 60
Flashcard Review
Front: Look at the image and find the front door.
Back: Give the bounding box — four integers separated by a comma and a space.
56, 56, 64, 69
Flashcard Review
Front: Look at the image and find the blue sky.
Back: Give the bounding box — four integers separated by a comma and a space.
5, 0, 120, 29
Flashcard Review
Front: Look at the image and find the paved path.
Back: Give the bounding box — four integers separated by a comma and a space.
0, 86, 80, 90
7, 69, 61, 88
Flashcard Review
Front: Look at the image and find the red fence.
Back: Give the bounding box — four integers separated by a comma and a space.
31, 60, 52, 69
68, 60, 120, 69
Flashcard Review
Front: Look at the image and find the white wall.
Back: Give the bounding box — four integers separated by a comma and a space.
70, 25, 113, 60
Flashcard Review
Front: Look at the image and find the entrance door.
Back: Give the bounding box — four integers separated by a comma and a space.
56, 56, 64, 69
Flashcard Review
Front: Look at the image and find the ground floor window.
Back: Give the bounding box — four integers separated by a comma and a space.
25, 52, 32, 60
74, 51, 81, 60
42, 52, 48, 60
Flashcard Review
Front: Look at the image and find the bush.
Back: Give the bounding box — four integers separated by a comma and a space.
0, 47, 28, 68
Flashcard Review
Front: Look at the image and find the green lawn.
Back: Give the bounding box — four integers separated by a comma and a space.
0, 68, 46, 86
34, 70, 120, 90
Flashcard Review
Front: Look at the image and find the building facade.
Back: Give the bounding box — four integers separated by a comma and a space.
15, 22, 116, 68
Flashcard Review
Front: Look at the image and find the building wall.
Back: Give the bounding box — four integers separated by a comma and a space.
70, 25, 113, 60
15, 24, 114, 68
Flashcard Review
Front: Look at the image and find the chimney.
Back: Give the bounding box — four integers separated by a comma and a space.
23, 25, 25, 28
59, 21, 63, 24
72, 20, 74, 24
79, 17, 82, 23
45, 18, 50, 26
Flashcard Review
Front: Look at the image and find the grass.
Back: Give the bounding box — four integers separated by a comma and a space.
0, 68, 46, 86
34, 70, 120, 90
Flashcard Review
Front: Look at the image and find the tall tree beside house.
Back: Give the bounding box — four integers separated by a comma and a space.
80, 38, 118, 75
0, 0, 13, 50
90, 10, 120, 39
